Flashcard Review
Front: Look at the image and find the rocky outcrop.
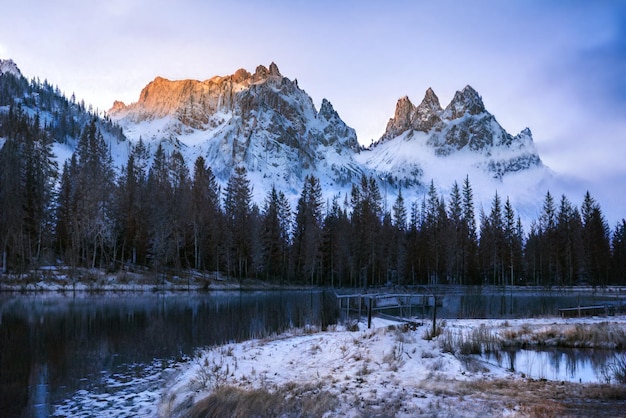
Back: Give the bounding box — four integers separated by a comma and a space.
442, 85, 485, 120
380, 88, 444, 142
412, 87, 443, 132
0, 59, 21, 78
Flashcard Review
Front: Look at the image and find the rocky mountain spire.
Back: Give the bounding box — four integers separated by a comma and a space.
318, 98, 339, 121
268, 62, 281, 77
379, 88, 445, 142
411, 87, 443, 132
380, 96, 416, 142
442, 85, 485, 120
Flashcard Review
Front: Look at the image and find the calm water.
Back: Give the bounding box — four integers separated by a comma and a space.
481, 348, 621, 383
440, 287, 623, 319
0, 291, 335, 417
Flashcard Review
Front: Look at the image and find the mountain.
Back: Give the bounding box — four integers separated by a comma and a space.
364, 85, 543, 182
354, 85, 553, 220
110, 63, 363, 199
109, 63, 554, 218
1, 58, 556, 220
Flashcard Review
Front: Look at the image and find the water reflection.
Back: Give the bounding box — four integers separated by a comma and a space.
439, 287, 624, 319
481, 348, 619, 383
0, 291, 334, 417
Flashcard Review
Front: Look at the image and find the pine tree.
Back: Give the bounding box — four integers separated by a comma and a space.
461, 175, 479, 284
293, 175, 323, 285
581, 192, 611, 286
480, 191, 505, 285
503, 197, 523, 286
392, 188, 407, 231
390, 189, 408, 283
146, 144, 173, 273
321, 195, 352, 287
223, 166, 253, 279
168, 150, 191, 272
261, 186, 291, 280
447, 182, 463, 283
0, 135, 24, 271
555, 195, 583, 285
190, 156, 221, 271
611, 220, 626, 284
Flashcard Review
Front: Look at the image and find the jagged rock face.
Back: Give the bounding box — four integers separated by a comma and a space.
372, 85, 542, 179
442, 85, 485, 120
110, 63, 361, 188
412, 88, 443, 132
380, 96, 415, 142
380, 88, 444, 142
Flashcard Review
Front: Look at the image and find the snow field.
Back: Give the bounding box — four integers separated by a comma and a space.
159, 318, 516, 417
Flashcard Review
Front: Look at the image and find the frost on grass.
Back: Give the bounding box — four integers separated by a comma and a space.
159, 317, 626, 417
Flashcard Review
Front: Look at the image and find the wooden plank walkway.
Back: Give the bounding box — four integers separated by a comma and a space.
558, 305, 616, 318
336, 293, 436, 327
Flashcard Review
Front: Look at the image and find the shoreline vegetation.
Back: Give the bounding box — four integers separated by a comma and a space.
3, 266, 626, 295
0, 266, 315, 292
159, 317, 626, 418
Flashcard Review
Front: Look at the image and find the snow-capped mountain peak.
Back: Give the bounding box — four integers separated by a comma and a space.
0, 59, 22, 78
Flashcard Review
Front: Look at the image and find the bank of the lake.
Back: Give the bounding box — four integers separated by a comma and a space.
0, 266, 315, 292
161, 316, 626, 418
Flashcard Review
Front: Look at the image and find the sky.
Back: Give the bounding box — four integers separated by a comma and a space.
1, 0, 625, 218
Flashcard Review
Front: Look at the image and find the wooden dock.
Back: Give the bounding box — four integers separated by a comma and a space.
558, 305, 616, 318
336, 293, 436, 327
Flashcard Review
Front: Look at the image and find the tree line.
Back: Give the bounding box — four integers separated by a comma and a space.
1, 113, 625, 286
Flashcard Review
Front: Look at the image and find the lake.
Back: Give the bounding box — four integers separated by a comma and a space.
1, 287, 623, 417
0, 290, 335, 417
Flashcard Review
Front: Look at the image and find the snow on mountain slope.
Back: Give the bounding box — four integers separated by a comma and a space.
110, 63, 363, 202
369, 86, 544, 180
1, 58, 617, 225
357, 86, 554, 222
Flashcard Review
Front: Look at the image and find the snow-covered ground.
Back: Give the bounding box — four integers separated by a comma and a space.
157, 316, 626, 417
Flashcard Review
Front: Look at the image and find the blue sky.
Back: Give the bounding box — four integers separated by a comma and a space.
1, 0, 625, 217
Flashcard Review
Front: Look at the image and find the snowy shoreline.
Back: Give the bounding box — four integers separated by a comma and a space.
158, 316, 626, 417
3, 267, 626, 296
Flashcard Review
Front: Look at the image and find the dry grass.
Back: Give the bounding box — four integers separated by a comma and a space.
525, 322, 626, 349
422, 320, 446, 340
182, 383, 338, 418
458, 378, 626, 417
439, 325, 501, 355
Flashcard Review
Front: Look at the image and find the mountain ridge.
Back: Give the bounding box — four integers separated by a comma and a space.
1, 58, 556, 222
